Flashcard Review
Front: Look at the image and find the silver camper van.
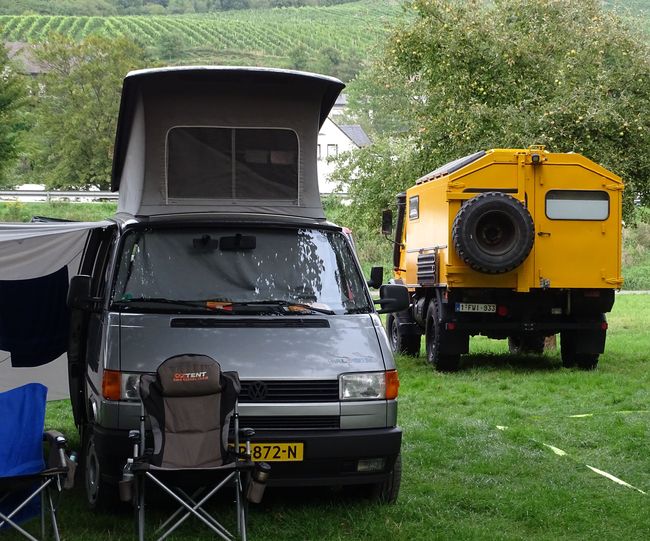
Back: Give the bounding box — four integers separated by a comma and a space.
66, 67, 407, 508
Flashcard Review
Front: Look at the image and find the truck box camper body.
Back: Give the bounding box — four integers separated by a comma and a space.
67, 67, 406, 508
385, 147, 623, 371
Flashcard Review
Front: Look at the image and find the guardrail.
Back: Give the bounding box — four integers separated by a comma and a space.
0, 190, 349, 202
0, 190, 119, 201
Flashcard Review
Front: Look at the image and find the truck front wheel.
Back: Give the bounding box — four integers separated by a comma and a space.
386, 314, 421, 356
425, 299, 460, 372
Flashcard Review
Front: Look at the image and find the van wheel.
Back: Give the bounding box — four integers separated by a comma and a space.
367, 454, 401, 504
425, 299, 460, 372
508, 335, 545, 355
452, 192, 534, 274
386, 314, 421, 356
84, 426, 115, 511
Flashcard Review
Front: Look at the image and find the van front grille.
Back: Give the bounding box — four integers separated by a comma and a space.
240, 416, 340, 430
239, 380, 339, 403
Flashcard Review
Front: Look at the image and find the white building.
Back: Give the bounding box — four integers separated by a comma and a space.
317, 115, 371, 195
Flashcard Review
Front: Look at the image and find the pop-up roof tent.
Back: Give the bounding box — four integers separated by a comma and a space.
112, 66, 345, 219
0, 67, 345, 396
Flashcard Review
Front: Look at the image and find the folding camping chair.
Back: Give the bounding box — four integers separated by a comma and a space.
0, 383, 74, 541
121, 354, 268, 541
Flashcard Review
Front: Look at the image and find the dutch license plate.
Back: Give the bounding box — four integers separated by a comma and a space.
234, 443, 303, 462
455, 302, 496, 313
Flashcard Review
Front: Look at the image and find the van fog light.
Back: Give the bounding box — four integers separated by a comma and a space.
357, 458, 385, 472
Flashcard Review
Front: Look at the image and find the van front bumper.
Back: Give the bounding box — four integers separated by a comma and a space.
93, 425, 402, 487
249, 427, 403, 487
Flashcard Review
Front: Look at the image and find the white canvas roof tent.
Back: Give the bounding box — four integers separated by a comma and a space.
1, 67, 345, 398
111, 66, 345, 219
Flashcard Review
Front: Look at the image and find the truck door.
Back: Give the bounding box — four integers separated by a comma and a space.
533, 163, 622, 290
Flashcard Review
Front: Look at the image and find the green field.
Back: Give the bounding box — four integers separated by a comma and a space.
14, 294, 644, 540
0, 0, 403, 67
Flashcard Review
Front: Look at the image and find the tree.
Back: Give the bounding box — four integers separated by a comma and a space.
29, 34, 150, 190
0, 46, 26, 188
341, 0, 650, 222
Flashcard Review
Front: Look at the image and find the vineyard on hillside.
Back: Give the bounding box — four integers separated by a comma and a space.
0, 1, 403, 66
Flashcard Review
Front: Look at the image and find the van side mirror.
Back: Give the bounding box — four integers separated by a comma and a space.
375, 284, 409, 314
381, 209, 393, 236
367, 266, 383, 289
68, 275, 93, 310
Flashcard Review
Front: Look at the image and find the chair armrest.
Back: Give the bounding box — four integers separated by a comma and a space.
43, 430, 67, 449
239, 428, 255, 439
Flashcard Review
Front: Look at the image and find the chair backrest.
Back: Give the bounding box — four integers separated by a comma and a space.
140, 354, 240, 468
0, 383, 47, 477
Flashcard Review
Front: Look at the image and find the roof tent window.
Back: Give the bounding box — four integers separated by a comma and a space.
545, 190, 609, 220
167, 127, 299, 200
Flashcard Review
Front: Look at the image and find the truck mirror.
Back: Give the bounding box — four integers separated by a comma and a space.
67, 275, 93, 310
367, 266, 384, 289
375, 284, 409, 314
381, 209, 393, 236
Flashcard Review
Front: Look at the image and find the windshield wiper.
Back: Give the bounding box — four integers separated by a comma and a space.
234, 300, 336, 315
112, 298, 233, 312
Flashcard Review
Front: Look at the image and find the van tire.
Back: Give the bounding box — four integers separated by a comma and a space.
367, 454, 401, 504
425, 298, 460, 372
452, 192, 534, 274
386, 314, 421, 356
83, 426, 115, 511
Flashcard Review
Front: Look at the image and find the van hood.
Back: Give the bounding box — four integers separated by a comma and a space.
118, 313, 386, 379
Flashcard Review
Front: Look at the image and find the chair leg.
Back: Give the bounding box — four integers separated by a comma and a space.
136, 476, 145, 541
46, 487, 61, 541
41, 489, 46, 540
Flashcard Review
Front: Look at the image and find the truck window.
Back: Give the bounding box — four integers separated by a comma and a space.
111, 227, 371, 315
545, 190, 609, 220
166, 127, 299, 201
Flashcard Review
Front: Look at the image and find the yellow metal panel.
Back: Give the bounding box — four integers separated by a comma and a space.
398, 147, 622, 292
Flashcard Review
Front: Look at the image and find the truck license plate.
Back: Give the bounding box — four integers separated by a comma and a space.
455, 302, 496, 313
234, 443, 304, 462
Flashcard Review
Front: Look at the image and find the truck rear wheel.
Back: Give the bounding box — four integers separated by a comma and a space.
452, 192, 534, 274
386, 314, 421, 356
561, 332, 600, 370
425, 298, 460, 372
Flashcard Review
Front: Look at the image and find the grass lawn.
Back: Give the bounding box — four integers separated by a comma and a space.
12, 294, 645, 540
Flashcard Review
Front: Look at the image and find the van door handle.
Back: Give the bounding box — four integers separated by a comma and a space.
537, 232, 551, 237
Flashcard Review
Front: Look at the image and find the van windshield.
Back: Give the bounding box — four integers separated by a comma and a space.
111, 227, 372, 315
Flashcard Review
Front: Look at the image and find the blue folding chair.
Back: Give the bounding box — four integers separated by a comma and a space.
0, 383, 74, 541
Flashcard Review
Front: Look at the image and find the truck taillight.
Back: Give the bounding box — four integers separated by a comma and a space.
497, 305, 508, 316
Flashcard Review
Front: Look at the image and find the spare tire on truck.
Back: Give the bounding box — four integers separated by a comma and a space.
452, 192, 534, 274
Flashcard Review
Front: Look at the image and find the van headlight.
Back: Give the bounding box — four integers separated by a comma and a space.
339, 370, 399, 400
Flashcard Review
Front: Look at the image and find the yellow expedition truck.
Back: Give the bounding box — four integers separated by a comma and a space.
382, 147, 623, 371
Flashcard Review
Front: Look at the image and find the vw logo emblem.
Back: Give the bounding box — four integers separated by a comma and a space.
248, 381, 268, 401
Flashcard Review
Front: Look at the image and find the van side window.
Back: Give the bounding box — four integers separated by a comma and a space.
166, 127, 299, 201
80, 227, 117, 298
545, 190, 609, 221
